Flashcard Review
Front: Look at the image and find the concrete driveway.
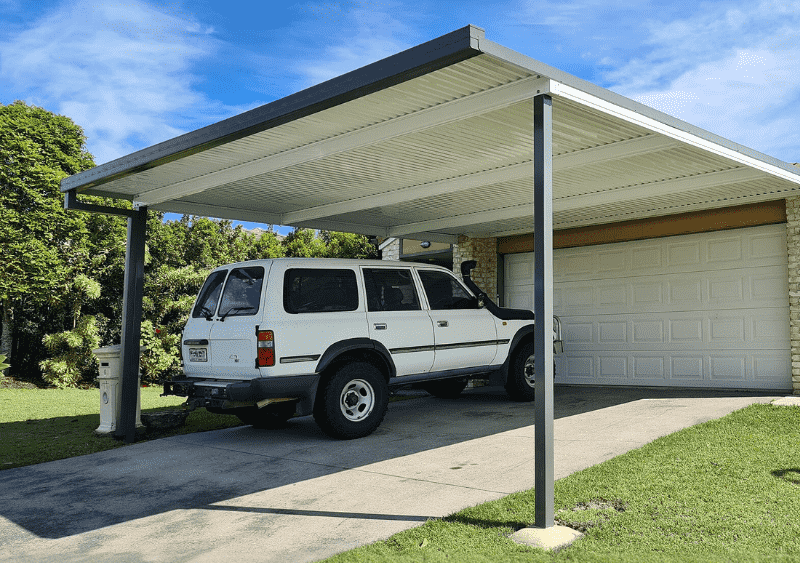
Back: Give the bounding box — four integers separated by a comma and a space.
0, 386, 778, 563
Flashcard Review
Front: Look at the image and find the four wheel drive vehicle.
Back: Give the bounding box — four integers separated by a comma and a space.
163, 258, 563, 439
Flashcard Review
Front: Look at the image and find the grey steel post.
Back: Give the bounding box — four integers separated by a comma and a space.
533, 94, 554, 528
116, 206, 147, 443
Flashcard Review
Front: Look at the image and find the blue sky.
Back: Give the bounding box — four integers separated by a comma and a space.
2, 0, 800, 234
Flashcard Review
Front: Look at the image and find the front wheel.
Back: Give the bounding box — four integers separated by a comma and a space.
314, 362, 389, 439
505, 341, 536, 402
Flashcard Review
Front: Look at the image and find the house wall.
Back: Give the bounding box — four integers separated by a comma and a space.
381, 238, 401, 261
453, 235, 498, 301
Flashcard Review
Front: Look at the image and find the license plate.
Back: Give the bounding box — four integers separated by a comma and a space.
189, 348, 207, 362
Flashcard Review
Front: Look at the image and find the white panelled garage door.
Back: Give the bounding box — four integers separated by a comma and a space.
504, 224, 791, 390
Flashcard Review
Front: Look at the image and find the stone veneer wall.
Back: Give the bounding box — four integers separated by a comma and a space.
453, 235, 498, 301
381, 238, 401, 261
786, 196, 800, 394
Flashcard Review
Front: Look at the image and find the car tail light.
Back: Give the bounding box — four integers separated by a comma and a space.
257, 330, 275, 367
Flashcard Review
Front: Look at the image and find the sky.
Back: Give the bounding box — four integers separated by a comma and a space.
2, 0, 800, 234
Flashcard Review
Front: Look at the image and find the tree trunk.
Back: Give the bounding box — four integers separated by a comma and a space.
0, 301, 12, 375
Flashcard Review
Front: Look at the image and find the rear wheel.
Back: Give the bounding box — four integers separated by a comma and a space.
236, 402, 296, 428
422, 378, 468, 399
314, 362, 388, 439
505, 341, 535, 402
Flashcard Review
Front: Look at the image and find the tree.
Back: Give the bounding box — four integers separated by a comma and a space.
283, 228, 378, 259
321, 231, 379, 259
0, 101, 101, 378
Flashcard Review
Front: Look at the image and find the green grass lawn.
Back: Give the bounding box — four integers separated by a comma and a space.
321, 403, 800, 563
0, 386, 244, 469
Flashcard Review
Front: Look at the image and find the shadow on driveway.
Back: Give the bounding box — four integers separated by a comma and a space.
0, 385, 773, 540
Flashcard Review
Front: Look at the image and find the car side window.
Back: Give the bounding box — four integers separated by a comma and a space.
363, 268, 421, 312
192, 270, 228, 318
418, 270, 479, 310
218, 266, 265, 318
284, 268, 359, 313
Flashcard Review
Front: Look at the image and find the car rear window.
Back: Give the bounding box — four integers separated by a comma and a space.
217, 266, 265, 318
284, 269, 359, 313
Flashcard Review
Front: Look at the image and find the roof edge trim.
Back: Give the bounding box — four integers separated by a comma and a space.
550, 81, 800, 185
477, 36, 800, 181
61, 25, 486, 193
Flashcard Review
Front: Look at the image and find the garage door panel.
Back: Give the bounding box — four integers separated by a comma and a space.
562, 311, 786, 351
505, 224, 791, 390
709, 357, 746, 381
707, 236, 743, 263
669, 318, 703, 343
709, 317, 745, 342
599, 356, 628, 378
547, 266, 788, 315
633, 356, 666, 378
750, 231, 786, 259
666, 241, 701, 268
754, 356, 791, 382
557, 352, 787, 385
752, 315, 789, 342
548, 225, 787, 283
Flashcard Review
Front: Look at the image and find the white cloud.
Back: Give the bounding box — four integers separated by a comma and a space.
0, 0, 239, 164
288, 1, 418, 90
605, 0, 800, 161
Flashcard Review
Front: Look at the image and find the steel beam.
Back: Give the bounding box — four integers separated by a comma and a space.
533, 94, 554, 529
116, 206, 147, 443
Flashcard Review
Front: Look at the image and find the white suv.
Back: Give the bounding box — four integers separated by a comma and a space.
164, 258, 562, 439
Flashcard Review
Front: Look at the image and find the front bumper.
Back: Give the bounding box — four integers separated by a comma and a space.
164, 375, 321, 416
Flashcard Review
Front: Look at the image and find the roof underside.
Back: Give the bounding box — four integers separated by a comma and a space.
62, 26, 800, 244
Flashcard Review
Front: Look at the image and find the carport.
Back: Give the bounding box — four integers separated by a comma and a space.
60, 25, 800, 529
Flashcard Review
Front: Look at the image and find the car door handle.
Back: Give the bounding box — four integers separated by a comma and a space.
437, 320, 449, 327
374, 323, 387, 330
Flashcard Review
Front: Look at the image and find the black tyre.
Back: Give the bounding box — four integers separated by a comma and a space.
422, 378, 468, 399
236, 402, 296, 429
505, 341, 536, 402
314, 362, 388, 439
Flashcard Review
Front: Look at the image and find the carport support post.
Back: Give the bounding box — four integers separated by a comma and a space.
533, 94, 555, 528
116, 206, 147, 443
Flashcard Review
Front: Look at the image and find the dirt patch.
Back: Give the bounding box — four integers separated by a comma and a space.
555, 498, 627, 533
0, 377, 39, 389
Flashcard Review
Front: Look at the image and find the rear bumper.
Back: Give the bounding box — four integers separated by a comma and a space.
164, 375, 320, 416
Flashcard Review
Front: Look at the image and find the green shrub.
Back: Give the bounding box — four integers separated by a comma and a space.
39, 315, 100, 388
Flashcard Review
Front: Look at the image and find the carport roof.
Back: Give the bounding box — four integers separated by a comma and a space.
61, 25, 800, 244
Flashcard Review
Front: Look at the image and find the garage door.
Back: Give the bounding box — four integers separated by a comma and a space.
504, 224, 791, 390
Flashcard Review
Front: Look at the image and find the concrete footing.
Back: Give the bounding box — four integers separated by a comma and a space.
772, 396, 800, 406
510, 525, 583, 551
